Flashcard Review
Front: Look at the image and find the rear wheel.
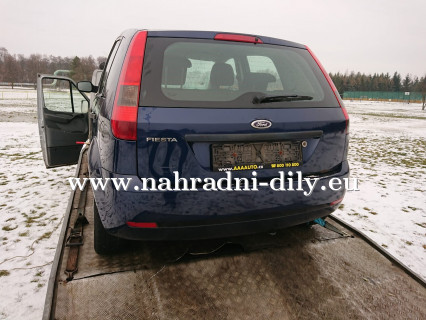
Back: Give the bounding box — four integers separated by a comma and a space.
93, 199, 124, 254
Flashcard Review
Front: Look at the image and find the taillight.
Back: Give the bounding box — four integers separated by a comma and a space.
111, 31, 147, 140
127, 222, 158, 228
306, 46, 349, 134
214, 33, 263, 44
330, 197, 344, 206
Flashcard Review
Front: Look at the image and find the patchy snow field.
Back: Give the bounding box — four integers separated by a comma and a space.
0, 88, 37, 102
333, 100, 426, 278
0, 92, 425, 319
0, 93, 75, 320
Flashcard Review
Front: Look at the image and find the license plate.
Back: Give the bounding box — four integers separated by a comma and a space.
212, 141, 302, 171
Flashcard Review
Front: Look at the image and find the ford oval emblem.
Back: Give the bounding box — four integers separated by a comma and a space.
251, 119, 272, 129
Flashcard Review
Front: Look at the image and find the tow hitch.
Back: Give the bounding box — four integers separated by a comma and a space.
312, 217, 352, 241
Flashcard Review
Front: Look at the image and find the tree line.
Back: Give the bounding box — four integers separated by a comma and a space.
0, 47, 106, 84
329, 71, 426, 94
1, 46, 425, 95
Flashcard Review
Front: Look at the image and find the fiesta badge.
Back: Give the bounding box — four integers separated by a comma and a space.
251, 119, 272, 129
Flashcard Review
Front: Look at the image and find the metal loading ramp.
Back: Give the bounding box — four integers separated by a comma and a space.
44, 151, 426, 320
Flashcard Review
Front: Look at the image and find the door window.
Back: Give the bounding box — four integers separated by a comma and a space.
42, 78, 88, 113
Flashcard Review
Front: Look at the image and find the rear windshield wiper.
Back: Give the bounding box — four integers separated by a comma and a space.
253, 95, 313, 104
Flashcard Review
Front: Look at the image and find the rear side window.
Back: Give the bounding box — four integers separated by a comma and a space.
98, 40, 121, 95
140, 38, 337, 108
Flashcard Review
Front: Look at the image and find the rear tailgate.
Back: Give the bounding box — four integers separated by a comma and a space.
137, 107, 346, 181
137, 35, 347, 182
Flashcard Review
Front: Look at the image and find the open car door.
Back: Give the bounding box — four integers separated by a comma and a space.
37, 74, 89, 168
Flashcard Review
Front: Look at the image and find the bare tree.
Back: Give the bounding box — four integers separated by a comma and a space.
0, 47, 105, 84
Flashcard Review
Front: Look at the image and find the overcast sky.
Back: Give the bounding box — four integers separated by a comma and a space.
0, 0, 425, 77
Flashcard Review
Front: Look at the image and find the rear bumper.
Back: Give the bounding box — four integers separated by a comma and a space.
112, 203, 336, 241
92, 161, 349, 240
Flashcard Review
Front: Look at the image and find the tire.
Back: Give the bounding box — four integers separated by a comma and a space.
93, 199, 124, 254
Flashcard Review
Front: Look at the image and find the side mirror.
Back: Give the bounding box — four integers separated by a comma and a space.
77, 81, 97, 93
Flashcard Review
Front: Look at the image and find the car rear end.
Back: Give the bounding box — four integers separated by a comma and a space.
92, 30, 349, 240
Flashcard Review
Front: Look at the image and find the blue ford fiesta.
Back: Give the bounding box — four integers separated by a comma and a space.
37, 29, 349, 254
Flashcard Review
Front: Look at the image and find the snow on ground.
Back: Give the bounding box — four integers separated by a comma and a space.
0, 89, 36, 101
333, 100, 426, 279
0, 93, 425, 319
0, 95, 75, 320
0, 88, 39, 122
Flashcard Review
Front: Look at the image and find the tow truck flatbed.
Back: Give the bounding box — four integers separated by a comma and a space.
43, 149, 426, 319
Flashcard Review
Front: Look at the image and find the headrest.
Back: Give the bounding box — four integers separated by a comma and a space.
163, 56, 192, 85
209, 62, 234, 89
247, 72, 276, 90
248, 72, 276, 83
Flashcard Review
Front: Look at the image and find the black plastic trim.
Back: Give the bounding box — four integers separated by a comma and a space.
185, 130, 323, 143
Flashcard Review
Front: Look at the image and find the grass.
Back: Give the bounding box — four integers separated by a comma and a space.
0, 270, 10, 277
10, 151, 40, 161
22, 211, 47, 227
349, 135, 426, 170
356, 112, 426, 120
2, 225, 17, 231
36, 231, 52, 242
363, 207, 378, 215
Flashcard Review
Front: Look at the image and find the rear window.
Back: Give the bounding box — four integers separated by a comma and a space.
140, 38, 338, 108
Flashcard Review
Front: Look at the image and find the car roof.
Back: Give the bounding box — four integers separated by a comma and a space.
142, 30, 306, 49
